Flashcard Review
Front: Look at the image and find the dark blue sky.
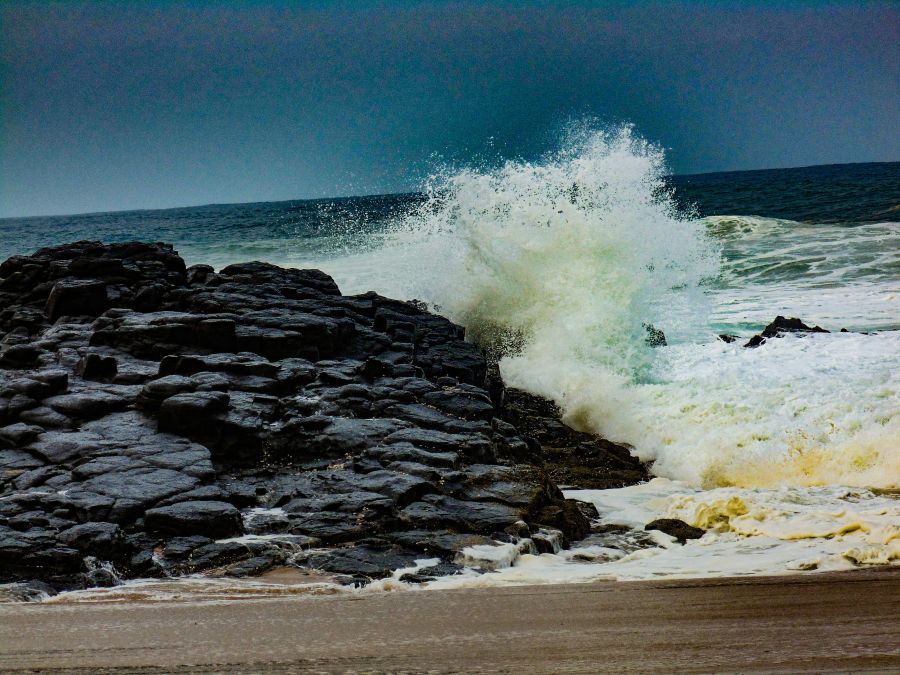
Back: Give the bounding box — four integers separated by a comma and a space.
2, 1, 898, 217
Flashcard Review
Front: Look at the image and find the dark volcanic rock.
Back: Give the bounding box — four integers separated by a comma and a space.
744, 316, 830, 348
500, 389, 650, 489
45, 279, 108, 322
645, 518, 706, 544
301, 541, 420, 582
0, 240, 649, 592
643, 323, 667, 347
145, 500, 243, 538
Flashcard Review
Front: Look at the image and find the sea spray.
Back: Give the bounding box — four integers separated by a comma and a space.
382, 123, 719, 427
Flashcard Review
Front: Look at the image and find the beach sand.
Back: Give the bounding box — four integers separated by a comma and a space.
1, 568, 897, 673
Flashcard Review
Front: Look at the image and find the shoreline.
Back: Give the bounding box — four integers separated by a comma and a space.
2, 568, 898, 673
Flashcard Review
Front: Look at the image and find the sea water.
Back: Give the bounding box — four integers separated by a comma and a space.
2, 126, 897, 595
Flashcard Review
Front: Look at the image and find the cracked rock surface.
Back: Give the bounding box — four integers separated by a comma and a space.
0, 241, 648, 592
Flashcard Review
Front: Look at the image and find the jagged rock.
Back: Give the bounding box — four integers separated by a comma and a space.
157, 391, 230, 436
387, 530, 498, 556
0, 422, 43, 448
0, 344, 42, 368
400, 494, 523, 534
44, 391, 128, 420
501, 388, 649, 489
744, 315, 830, 347
398, 561, 465, 583
643, 323, 667, 346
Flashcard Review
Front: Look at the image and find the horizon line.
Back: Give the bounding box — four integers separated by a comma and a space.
2, 159, 896, 221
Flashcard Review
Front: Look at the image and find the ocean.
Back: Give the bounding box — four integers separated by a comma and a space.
3, 128, 898, 592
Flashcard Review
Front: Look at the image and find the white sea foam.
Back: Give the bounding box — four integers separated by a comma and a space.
424, 479, 899, 588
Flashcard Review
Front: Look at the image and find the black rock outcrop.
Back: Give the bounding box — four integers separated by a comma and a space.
0, 241, 648, 592
744, 315, 829, 348
644, 518, 706, 544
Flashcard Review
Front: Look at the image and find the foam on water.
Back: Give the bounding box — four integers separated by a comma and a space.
423, 479, 899, 588
707, 216, 900, 332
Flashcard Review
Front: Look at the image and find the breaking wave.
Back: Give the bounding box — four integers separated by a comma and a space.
324, 125, 899, 490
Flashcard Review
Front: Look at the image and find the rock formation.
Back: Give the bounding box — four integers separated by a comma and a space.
0, 241, 648, 592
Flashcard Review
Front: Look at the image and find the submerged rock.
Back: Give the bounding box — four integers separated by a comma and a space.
643, 323, 667, 347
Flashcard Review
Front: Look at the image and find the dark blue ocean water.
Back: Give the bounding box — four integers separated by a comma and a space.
1, 162, 897, 269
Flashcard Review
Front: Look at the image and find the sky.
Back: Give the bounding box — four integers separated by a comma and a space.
1, 1, 898, 217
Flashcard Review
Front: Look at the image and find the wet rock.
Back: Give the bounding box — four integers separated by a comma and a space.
0, 240, 652, 591
400, 495, 522, 534
352, 470, 438, 506
58, 522, 125, 559
186, 264, 214, 285
399, 561, 465, 583
529, 500, 592, 543
157, 391, 229, 436
285, 511, 374, 543
387, 530, 498, 557
18, 406, 73, 429
145, 500, 243, 538
1, 377, 54, 400
0, 422, 42, 448
645, 518, 706, 544
138, 374, 197, 409
0, 344, 43, 369
0, 526, 85, 578
182, 541, 252, 571
744, 315, 830, 348
384, 427, 494, 462
643, 323, 667, 347
271, 417, 409, 461
159, 536, 213, 560
421, 387, 495, 421
501, 388, 649, 489
532, 527, 565, 554
45, 391, 127, 420
224, 551, 287, 577
367, 443, 459, 469
0, 580, 58, 602
301, 541, 420, 580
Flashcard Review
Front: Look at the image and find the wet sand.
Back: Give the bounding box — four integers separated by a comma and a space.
1, 569, 898, 673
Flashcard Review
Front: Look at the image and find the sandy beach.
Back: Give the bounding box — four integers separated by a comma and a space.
1, 568, 898, 673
